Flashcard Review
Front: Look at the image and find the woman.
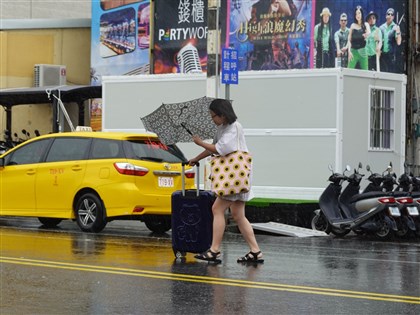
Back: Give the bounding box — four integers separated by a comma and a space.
188, 99, 264, 264
347, 6, 371, 70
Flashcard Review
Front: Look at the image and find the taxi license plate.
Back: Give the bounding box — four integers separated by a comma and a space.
158, 177, 174, 187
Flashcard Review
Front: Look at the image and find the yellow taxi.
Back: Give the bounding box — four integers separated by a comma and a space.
0, 131, 195, 233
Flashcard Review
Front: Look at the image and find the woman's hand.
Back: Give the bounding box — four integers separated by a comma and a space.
188, 158, 199, 166
192, 135, 204, 146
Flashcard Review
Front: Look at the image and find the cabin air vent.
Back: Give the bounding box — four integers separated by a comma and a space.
34, 64, 67, 87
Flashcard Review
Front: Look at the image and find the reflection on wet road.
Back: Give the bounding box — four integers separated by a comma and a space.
2, 255, 419, 305
1, 219, 419, 314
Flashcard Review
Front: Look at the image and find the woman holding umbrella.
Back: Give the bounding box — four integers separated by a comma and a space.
188, 98, 264, 264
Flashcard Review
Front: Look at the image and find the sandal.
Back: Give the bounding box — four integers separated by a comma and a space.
237, 251, 264, 264
194, 249, 222, 264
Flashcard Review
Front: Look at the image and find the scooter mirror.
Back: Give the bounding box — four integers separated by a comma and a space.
345, 165, 351, 172
366, 165, 371, 172
358, 162, 363, 169
328, 164, 333, 172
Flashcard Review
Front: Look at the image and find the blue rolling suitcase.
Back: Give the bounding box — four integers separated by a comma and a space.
171, 162, 214, 259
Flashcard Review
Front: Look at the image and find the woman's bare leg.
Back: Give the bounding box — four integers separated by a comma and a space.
210, 197, 231, 253
230, 201, 262, 256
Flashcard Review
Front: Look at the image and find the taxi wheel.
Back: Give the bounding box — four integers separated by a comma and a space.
75, 193, 107, 233
144, 216, 171, 234
38, 217, 62, 228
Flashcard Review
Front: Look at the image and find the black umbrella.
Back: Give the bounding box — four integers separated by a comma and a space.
141, 96, 217, 145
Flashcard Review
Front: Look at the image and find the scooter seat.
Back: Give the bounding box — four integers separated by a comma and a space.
349, 191, 388, 203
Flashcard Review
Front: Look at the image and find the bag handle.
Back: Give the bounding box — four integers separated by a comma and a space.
236, 123, 240, 151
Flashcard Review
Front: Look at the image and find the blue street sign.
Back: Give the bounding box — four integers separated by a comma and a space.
221, 48, 239, 85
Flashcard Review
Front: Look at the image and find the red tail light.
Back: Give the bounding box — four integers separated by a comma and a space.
114, 162, 148, 176
396, 197, 413, 204
378, 197, 396, 204
133, 206, 144, 213
185, 168, 195, 179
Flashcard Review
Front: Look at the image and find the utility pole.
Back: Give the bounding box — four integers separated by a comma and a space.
207, 0, 220, 98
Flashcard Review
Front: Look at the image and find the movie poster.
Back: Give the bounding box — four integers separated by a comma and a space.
91, 0, 151, 84
228, 0, 313, 71
313, 0, 407, 73
227, 0, 407, 74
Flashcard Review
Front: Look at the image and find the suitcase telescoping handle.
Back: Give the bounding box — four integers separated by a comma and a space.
182, 161, 199, 197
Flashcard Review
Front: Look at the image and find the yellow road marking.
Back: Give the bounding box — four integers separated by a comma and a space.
1, 256, 419, 305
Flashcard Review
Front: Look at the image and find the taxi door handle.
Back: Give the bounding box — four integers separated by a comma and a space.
71, 165, 83, 171
26, 169, 36, 175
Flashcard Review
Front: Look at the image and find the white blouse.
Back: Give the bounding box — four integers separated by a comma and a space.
214, 121, 249, 155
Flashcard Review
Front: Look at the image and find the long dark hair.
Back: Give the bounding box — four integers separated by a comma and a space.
354, 5, 366, 32
209, 99, 237, 124
317, 15, 332, 43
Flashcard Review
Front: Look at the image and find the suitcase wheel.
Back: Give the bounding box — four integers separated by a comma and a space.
173, 248, 187, 259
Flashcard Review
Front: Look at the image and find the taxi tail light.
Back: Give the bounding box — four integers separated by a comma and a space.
396, 197, 413, 204
185, 168, 195, 179
378, 197, 396, 204
133, 206, 144, 213
114, 163, 148, 176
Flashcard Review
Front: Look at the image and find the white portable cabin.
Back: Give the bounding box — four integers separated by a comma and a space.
102, 68, 407, 201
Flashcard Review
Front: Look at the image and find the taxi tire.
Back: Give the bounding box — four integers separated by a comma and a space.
144, 216, 171, 234
75, 192, 107, 233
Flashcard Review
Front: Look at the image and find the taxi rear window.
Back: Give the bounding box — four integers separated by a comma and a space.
124, 139, 186, 163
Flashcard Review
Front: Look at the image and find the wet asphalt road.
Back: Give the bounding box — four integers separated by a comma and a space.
0, 217, 419, 315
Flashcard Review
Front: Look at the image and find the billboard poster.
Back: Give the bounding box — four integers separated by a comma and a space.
228, 0, 313, 71
90, 0, 407, 80
153, 0, 228, 74
153, 0, 210, 74
227, 0, 407, 74
313, 0, 407, 73
91, 0, 151, 84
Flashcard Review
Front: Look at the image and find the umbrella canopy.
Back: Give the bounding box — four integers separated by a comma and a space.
141, 96, 217, 145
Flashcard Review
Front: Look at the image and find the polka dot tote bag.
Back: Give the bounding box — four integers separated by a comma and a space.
210, 150, 252, 197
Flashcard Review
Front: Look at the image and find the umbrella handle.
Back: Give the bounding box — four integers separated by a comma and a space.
181, 123, 193, 135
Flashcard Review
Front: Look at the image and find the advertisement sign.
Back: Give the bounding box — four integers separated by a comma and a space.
91, 0, 151, 84
227, 0, 407, 74
228, 0, 312, 71
312, 0, 407, 73
153, 0, 209, 74
90, 0, 408, 82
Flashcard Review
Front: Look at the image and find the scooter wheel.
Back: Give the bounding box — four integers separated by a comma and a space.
375, 219, 395, 240
331, 227, 350, 237
311, 213, 331, 234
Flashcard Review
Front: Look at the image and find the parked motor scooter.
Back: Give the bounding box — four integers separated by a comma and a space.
362, 164, 394, 193
0, 130, 16, 155
409, 176, 420, 236
390, 170, 419, 237
312, 163, 399, 239
0, 142, 7, 155
363, 164, 417, 238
